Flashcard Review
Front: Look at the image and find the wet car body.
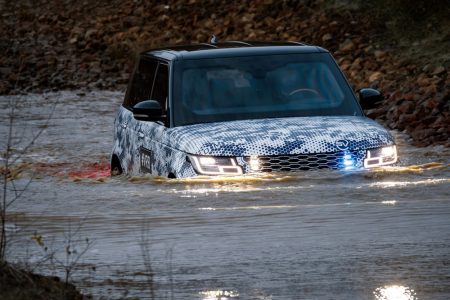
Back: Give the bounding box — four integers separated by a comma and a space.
111, 41, 397, 178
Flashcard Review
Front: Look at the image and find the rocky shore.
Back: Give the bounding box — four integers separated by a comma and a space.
1, 0, 448, 146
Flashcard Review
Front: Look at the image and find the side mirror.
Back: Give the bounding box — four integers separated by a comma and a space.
358, 88, 384, 110
133, 100, 164, 122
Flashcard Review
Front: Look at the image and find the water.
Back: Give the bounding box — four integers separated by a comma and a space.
1, 91, 449, 299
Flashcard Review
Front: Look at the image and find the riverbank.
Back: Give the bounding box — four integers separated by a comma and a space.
0, 262, 83, 300
0, 1, 448, 144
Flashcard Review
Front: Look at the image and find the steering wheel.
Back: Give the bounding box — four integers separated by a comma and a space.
288, 88, 320, 97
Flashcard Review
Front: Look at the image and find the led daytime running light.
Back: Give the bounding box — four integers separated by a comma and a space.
190, 156, 243, 175
364, 145, 397, 168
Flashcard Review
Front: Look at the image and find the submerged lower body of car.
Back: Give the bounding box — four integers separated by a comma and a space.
187, 145, 398, 176
111, 112, 398, 178
111, 143, 398, 178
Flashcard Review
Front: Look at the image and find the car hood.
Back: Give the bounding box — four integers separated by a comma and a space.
166, 116, 395, 156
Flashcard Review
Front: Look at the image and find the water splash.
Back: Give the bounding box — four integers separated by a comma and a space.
67, 163, 110, 179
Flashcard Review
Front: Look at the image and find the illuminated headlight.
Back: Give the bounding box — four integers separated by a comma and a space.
249, 156, 260, 171
343, 154, 355, 169
190, 156, 243, 175
364, 145, 398, 168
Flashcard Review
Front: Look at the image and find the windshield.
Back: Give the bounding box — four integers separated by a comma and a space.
173, 53, 362, 126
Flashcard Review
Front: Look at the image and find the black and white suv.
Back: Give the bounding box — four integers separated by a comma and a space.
111, 41, 397, 178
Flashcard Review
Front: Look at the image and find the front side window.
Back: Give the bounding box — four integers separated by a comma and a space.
152, 63, 169, 112
173, 53, 362, 126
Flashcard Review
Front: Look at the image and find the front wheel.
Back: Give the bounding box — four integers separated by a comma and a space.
111, 155, 123, 176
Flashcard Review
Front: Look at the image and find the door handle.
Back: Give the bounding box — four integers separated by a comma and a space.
138, 131, 145, 139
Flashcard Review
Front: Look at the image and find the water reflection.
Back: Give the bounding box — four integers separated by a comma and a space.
369, 178, 449, 188
160, 173, 298, 184
374, 285, 417, 300
172, 184, 297, 195
381, 200, 398, 205
199, 205, 298, 211
200, 289, 239, 300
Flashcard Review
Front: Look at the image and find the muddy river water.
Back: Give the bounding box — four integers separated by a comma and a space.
1, 91, 449, 299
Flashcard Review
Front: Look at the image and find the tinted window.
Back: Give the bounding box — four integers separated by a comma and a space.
152, 63, 169, 111
173, 53, 362, 126
123, 58, 158, 108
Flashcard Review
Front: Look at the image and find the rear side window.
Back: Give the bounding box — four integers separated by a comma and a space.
123, 58, 158, 108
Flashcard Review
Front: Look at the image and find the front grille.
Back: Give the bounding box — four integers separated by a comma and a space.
245, 151, 363, 172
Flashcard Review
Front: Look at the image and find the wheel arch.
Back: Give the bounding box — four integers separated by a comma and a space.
111, 154, 123, 176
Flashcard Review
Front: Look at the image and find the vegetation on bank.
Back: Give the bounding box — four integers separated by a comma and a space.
0, 262, 83, 300
0, 86, 85, 298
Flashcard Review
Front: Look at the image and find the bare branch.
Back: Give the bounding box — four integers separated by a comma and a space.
10, 98, 57, 165
140, 222, 156, 300
6, 177, 33, 209
1, 85, 56, 261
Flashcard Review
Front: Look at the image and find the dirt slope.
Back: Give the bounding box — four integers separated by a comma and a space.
0, 0, 448, 146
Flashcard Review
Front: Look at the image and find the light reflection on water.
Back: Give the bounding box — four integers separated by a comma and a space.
131, 163, 450, 196
199, 205, 298, 211
198, 200, 405, 212
168, 185, 297, 195
374, 285, 417, 300
369, 178, 449, 188
381, 200, 398, 205
200, 289, 239, 300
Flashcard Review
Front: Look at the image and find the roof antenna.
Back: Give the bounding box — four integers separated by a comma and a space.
210, 35, 218, 44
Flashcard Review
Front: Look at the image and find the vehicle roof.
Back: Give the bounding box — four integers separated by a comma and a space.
141, 41, 328, 61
